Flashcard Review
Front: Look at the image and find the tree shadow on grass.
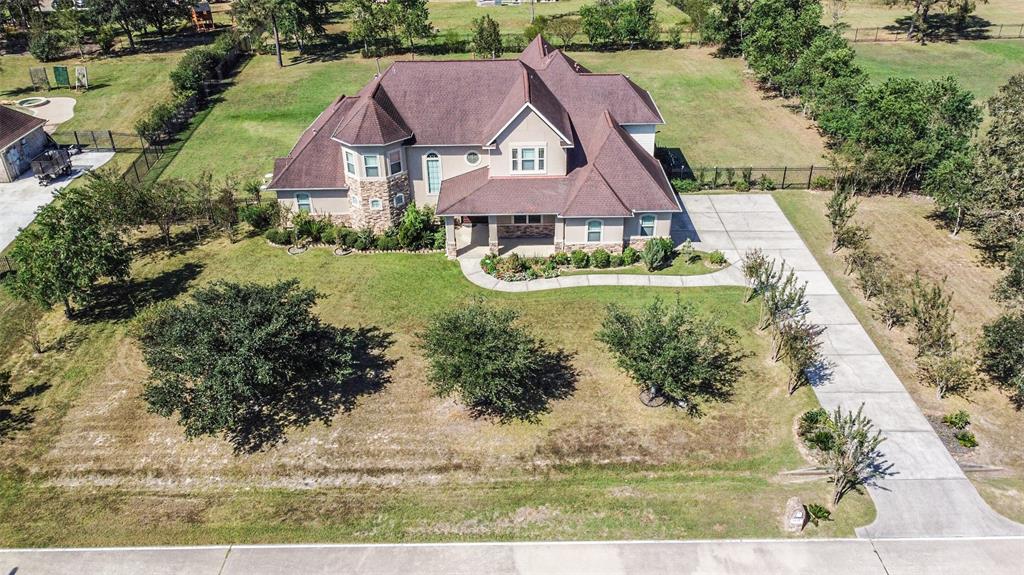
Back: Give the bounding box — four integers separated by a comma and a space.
0, 382, 52, 444
76, 262, 205, 324
887, 14, 993, 42
288, 34, 355, 65
466, 348, 579, 425
228, 326, 396, 454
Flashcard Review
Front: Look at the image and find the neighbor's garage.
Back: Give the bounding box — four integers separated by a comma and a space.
0, 105, 48, 183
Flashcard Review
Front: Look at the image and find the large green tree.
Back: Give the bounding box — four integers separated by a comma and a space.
137, 280, 376, 452
741, 0, 822, 94
233, 0, 331, 67
417, 300, 577, 422
979, 312, 1024, 409
471, 14, 503, 59
596, 299, 745, 414
4, 189, 131, 318
702, 0, 751, 55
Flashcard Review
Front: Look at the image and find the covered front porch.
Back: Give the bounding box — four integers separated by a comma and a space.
444, 215, 558, 258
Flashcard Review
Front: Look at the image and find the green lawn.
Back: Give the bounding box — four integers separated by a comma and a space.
425, 0, 683, 36
855, 40, 1024, 102
162, 46, 828, 183
836, 0, 1024, 29
0, 229, 874, 546
0, 52, 182, 133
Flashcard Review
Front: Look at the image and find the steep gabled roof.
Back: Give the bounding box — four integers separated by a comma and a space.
518, 34, 556, 69
561, 166, 631, 217
0, 105, 46, 150
331, 76, 413, 146
482, 63, 573, 147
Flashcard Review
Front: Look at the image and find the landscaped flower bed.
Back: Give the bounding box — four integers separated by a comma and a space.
264, 205, 445, 255
481, 240, 729, 282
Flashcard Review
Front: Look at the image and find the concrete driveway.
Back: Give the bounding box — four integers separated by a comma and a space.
0, 150, 114, 252
677, 194, 1024, 538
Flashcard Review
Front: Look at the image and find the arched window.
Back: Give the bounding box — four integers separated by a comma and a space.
426, 152, 442, 194
586, 219, 603, 243
639, 214, 656, 237
295, 193, 312, 213
394, 193, 405, 207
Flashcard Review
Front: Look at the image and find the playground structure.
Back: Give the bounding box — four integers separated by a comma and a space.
28, 65, 88, 91
192, 2, 215, 32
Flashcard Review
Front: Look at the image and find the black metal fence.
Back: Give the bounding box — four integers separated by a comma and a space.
0, 256, 14, 276
120, 142, 167, 185
690, 165, 840, 190
841, 22, 1024, 43
50, 130, 145, 153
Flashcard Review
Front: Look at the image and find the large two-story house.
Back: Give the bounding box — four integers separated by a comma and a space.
269, 36, 681, 258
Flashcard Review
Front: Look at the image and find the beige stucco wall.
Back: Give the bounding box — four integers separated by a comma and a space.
341, 144, 407, 183
489, 109, 568, 177
563, 217, 625, 244
623, 124, 657, 156
622, 212, 672, 242
407, 145, 488, 206
276, 189, 351, 216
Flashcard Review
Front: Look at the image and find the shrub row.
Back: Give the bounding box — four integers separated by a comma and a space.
264, 204, 445, 253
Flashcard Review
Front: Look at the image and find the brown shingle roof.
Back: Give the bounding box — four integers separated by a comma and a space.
269, 96, 351, 190
436, 167, 571, 215
0, 106, 46, 150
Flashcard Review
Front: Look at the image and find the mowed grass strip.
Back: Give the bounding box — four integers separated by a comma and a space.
773, 190, 1024, 525
162, 47, 828, 182
0, 229, 872, 544
837, 0, 1024, 28
855, 40, 1024, 102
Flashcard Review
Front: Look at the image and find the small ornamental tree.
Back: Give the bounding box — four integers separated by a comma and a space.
597, 299, 745, 414
741, 248, 774, 303
816, 405, 886, 507
917, 353, 977, 400
909, 273, 955, 357
776, 318, 825, 395
640, 237, 675, 272
760, 265, 807, 331
826, 184, 859, 253
874, 273, 910, 329
136, 280, 370, 452
5, 189, 131, 318
417, 300, 577, 422
979, 311, 1024, 409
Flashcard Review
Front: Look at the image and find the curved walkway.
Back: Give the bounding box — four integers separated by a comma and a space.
460, 194, 1024, 539
458, 257, 746, 292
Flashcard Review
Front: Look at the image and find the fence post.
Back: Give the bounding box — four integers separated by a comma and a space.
807, 165, 814, 189
853, 28, 859, 42
132, 161, 141, 183
73, 131, 81, 148
998, 24, 1003, 38
713, 167, 719, 188
108, 130, 116, 152
782, 166, 787, 189
875, 28, 880, 42
1019, 23, 1023, 38
142, 148, 151, 170
90, 131, 97, 149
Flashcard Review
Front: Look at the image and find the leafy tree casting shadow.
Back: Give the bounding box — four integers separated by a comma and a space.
887, 14, 993, 42
228, 326, 396, 453
466, 348, 579, 424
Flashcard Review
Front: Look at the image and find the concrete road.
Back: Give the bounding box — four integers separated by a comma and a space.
2, 538, 1022, 574
676, 194, 1024, 538
0, 151, 114, 252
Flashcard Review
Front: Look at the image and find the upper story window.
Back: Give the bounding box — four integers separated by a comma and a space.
387, 149, 403, 175
426, 152, 441, 194
363, 154, 380, 178
511, 145, 545, 174
344, 150, 356, 176
586, 219, 603, 243
639, 214, 656, 237
513, 215, 542, 224
295, 193, 312, 213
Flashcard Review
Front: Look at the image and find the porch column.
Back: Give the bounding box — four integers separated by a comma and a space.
554, 217, 565, 252
487, 215, 499, 253
444, 216, 457, 259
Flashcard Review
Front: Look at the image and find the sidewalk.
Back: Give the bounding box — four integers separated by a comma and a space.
3, 537, 1022, 574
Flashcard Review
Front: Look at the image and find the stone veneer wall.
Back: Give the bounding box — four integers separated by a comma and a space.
558, 242, 625, 254
498, 224, 555, 239
348, 173, 411, 233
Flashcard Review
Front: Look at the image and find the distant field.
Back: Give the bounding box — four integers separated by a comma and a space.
855, 40, 1024, 101
425, 0, 682, 36
835, 0, 1024, 29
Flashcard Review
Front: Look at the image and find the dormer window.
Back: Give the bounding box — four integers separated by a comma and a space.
511, 145, 545, 174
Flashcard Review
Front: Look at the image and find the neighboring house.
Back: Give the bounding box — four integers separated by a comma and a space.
0, 106, 48, 184
269, 36, 681, 258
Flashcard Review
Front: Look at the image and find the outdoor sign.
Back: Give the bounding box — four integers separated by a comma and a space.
75, 66, 89, 91
53, 66, 71, 89
29, 67, 49, 91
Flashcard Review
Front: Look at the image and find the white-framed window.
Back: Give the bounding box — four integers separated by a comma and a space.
394, 193, 405, 207
370, 198, 383, 210
511, 145, 545, 173
295, 192, 312, 213
513, 215, 542, 224
344, 150, 356, 176
639, 214, 656, 237
350, 193, 360, 207
425, 152, 441, 194
387, 149, 403, 175
363, 154, 380, 178
586, 219, 603, 243
465, 151, 481, 166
